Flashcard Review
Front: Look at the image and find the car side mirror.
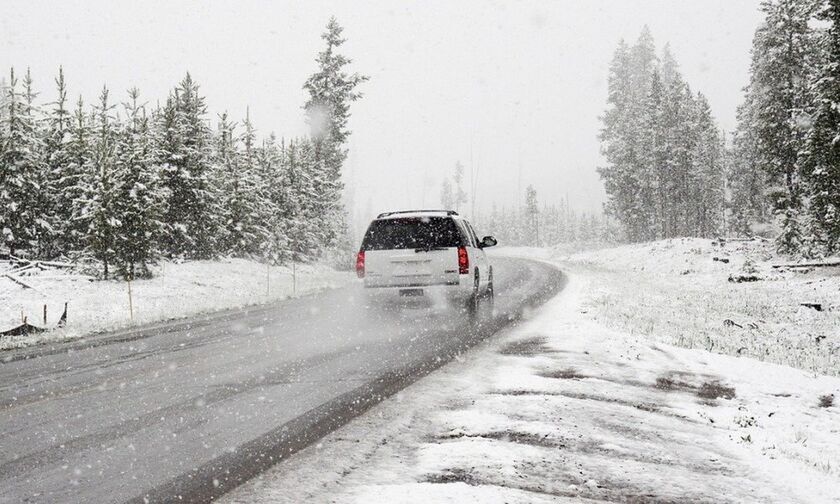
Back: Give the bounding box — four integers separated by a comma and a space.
480, 236, 497, 248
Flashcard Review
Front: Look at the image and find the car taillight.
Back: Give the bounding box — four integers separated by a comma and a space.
356, 250, 365, 278
458, 246, 469, 274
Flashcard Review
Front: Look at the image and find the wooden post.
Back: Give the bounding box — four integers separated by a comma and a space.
43, 304, 47, 325
58, 302, 67, 328
127, 277, 134, 322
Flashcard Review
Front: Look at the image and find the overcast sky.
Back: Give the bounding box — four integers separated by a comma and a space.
1, 0, 764, 225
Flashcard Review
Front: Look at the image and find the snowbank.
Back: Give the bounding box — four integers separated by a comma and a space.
0, 258, 353, 350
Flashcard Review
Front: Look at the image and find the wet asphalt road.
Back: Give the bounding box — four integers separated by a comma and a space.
0, 257, 565, 503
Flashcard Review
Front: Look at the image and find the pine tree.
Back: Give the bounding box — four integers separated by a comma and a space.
729, 86, 770, 236
453, 161, 468, 212
214, 111, 268, 256
159, 74, 219, 259
655, 44, 701, 239
0, 77, 8, 124
213, 112, 241, 253
803, 0, 840, 253
692, 93, 725, 237
80, 86, 119, 277
42, 67, 73, 257
628, 27, 659, 240
283, 138, 320, 261
440, 178, 455, 209
303, 17, 368, 252
65, 96, 91, 253
666, 80, 700, 237
748, 0, 820, 253
642, 68, 668, 238
113, 88, 166, 279
600, 32, 642, 240
525, 185, 539, 245
598, 31, 659, 242
254, 134, 287, 264
599, 39, 630, 228
0, 68, 42, 256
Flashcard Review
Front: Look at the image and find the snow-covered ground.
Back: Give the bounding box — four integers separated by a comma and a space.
0, 258, 354, 350
558, 238, 840, 377
222, 244, 840, 503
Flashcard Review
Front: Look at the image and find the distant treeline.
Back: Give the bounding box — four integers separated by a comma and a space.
0, 18, 367, 278
437, 162, 617, 248
600, 0, 840, 257
478, 189, 618, 247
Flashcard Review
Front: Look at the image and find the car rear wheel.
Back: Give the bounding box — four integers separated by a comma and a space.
484, 267, 495, 312
465, 272, 480, 316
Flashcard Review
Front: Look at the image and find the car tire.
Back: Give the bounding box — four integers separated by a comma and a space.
484, 267, 495, 312
465, 271, 480, 317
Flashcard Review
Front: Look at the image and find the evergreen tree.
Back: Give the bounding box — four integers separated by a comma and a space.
42, 67, 73, 257
729, 86, 770, 236
254, 134, 287, 264
0, 68, 41, 256
747, 0, 820, 253
80, 86, 119, 277
214, 111, 268, 256
599, 40, 638, 239
598, 30, 659, 242
661, 77, 699, 237
692, 93, 725, 237
453, 161, 467, 212
65, 96, 91, 253
284, 138, 320, 261
642, 68, 668, 238
303, 17, 368, 251
440, 178, 455, 209
524, 185, 540, 245
159, 74, 219, 259
628, 27, 659, 239
0, 77, 8, 124
803, 0, 840, 253
113, 88, 166, 279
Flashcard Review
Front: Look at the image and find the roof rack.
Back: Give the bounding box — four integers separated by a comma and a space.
376, 209, 459, 219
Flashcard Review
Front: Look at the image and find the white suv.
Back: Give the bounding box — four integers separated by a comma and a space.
356, 210, 497, 312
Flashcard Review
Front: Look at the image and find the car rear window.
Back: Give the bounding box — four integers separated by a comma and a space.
361, 217, 465, 250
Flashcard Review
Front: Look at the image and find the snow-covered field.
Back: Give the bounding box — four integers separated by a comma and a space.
222, 244, 840, 503
558, 238, 840, 377
0, 258, 354, 350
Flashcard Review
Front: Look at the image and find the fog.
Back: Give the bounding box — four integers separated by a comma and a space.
2, 0, 762, 224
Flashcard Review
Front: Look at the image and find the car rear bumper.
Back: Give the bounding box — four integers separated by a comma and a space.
362, 277, 473, 305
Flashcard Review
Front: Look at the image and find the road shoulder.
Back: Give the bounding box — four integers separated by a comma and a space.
222, 266, 840, 504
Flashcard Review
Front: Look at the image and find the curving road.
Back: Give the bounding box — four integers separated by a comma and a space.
0, 256, 565, 503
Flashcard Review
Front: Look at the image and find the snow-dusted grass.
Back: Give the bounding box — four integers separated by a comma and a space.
0, 258, 353, 350
559, 238, 840, 377
222, 271, 840, 504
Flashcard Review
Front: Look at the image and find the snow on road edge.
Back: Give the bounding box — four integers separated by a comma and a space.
222, 255, 840, 504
